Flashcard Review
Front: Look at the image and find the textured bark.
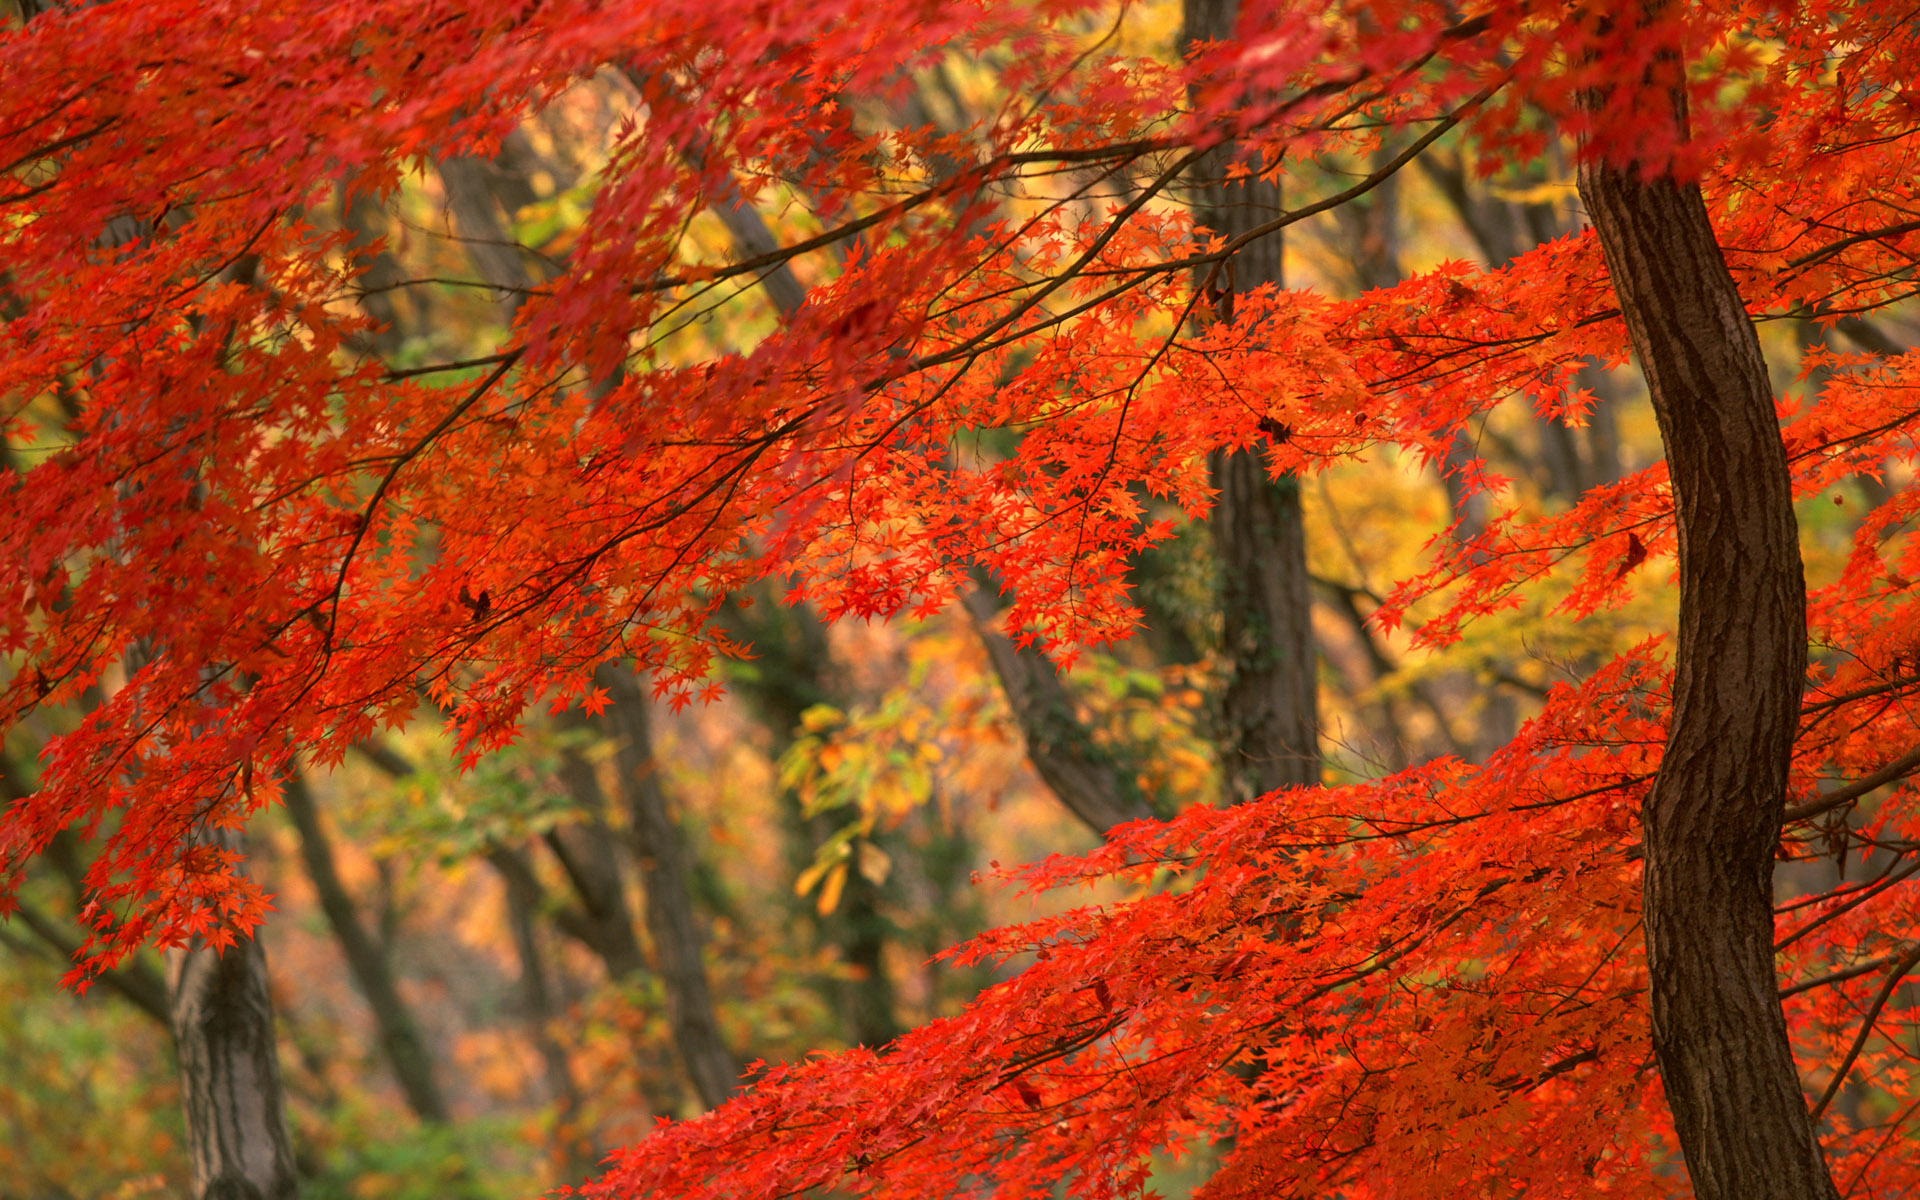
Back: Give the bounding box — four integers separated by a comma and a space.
281, 772, 448, 1123
1204, 458, 1319, 797
167, 830, 300, 1200
598, 666, 745, 1107
1578, 65, 1837, 1200
1185, 0, 1319, 802
962, 588, 1152, 836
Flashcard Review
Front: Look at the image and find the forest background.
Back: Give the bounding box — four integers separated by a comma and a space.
4, 0, 1920, 1197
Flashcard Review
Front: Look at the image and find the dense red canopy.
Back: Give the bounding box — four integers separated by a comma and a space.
6, 0, 1920, 1195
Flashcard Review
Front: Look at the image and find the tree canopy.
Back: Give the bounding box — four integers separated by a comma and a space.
6, 0, 1920, 1196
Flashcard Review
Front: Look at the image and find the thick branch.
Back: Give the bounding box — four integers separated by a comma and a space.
5, 900, 170, 1024
962, 588, 1152, 836
1785, 744, 1920, 824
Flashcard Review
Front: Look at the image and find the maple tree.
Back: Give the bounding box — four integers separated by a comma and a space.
8, 0, 1920, 1196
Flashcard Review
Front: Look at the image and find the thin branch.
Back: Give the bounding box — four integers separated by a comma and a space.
1809, 942, 1920, 1125
383, 351, 521, 381
1777, 857, 1920, 952
5, 900, 170, 1025
324, 351, 521, 641
1786, 219, 1920, 273
1780, 951, 1907, 1000
1785, 744, 1920, 823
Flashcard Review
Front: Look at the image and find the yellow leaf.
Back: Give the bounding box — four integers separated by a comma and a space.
815, 861, 849, 914
794, 850, 839, 898
800, 704, 845, 732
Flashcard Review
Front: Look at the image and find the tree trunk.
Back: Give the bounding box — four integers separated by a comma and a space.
961, 587, 1152, 835
436, 144, 741, 1106
1577, 49, 1837, 1200
1206, 458, 1319, 797
167, 830, 300, 1200
281, 771, 449, 1124
1421, 148, 1624, 500
544, 728, 652, 982
1184, 0, 1320, 801
598, 666, 745, 1107
491, 851, 598, 1181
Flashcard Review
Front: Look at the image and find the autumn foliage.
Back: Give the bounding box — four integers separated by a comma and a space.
8, 0, 1920, 1195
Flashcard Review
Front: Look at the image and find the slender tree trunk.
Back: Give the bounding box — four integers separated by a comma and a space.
1577, 43, 1838, 1200
543, 720, 651, 980
491, 848, 597, 1180
691, 72, 1149, 838
550, 692, 739, 1104
1184, 0, 1320, 801
598, 666, 746, 1107
1421, 148, 1624, 499
167, 830, 300, 1200
121, 650, 298, 1197
437, 147, 744, 1108
281, 772, 449, 1123
14, 6, 302, 1188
